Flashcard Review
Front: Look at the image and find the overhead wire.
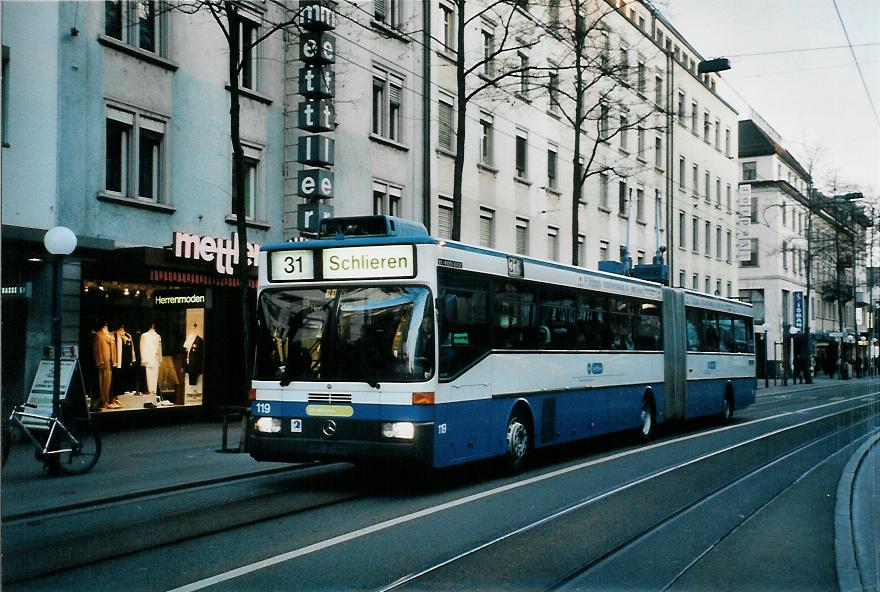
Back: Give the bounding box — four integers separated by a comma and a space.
830, 0, 880, 129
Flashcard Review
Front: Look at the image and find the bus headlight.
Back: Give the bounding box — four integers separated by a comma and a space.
255, 417, 282, 433
381, 422, 415, 440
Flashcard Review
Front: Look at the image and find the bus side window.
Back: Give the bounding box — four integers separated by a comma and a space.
686, 309, 701, 352
494, 281, 537, 349
438, 272, 490, 378
636, 302, 662, 350
718, 315, 734, 352
702, 312, 720, 352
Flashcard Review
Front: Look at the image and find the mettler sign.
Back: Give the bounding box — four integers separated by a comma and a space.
173, 232, 260, 275
296, 1, 336, 232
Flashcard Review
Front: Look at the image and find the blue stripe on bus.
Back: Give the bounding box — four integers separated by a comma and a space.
685, 377, 756, 418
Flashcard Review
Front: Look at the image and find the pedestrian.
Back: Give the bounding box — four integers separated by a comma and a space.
854, 356, 863, 379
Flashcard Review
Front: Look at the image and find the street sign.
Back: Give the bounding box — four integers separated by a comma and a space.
828, 331, 844, 338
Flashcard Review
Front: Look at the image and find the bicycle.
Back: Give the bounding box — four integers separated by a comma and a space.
2, 402, 102, 475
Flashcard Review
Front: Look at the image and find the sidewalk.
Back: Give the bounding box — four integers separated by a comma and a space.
1, 419, 292, 519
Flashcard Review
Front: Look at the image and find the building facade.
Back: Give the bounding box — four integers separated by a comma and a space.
2, 1, 287, 415
737, 115, 871, 379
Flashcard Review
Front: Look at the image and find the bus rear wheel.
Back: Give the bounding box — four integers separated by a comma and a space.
503, 411, 531, 474
639, 396, 655, 442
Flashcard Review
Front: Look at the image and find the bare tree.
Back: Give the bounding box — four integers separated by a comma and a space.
167, 1, 301, 402
537, 0, 667, 266
447, 0, 544, 240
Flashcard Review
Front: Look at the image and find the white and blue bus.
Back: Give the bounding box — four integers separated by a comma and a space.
249, 216, 755, 470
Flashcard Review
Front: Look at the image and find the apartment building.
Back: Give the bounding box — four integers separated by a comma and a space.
1, 2, 287, 411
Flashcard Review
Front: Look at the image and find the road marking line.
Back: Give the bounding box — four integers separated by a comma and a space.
168, 392, 880, 592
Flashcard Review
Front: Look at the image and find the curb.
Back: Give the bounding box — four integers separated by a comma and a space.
835, 430, 880, 592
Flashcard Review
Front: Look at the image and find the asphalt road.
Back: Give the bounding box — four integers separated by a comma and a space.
6, 382, 879, 592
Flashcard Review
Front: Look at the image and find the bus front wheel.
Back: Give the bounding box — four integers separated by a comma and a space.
639, 396, 656, 442
503, 411, 531, 474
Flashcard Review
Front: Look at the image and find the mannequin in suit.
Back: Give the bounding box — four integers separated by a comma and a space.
92, 322, 115, 409
113, 323, 136, 396
183, 324, 204, 394
139, 323, 163, 395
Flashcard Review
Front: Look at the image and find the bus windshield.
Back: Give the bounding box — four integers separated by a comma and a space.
254, 286, 435, 385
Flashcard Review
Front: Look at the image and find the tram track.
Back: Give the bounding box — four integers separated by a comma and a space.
376, 399, 880, 592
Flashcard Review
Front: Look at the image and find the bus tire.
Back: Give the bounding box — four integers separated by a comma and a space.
503, 408, 532, 474
639, 395, 656, 442
721, 387, 735, 423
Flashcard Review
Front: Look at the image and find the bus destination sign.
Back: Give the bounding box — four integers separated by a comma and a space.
323, 245, 415, 279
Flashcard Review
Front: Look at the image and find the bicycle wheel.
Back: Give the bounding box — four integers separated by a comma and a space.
2, 422, 11, 467
52, 422, 101, 475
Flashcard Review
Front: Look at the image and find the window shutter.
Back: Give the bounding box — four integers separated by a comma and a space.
439, 101, 453, 151
438, 204, 453, 239
374, 0, 386, 19
479, 214, 492, 247
389, 82, 401, 107
515, 223, 528, 255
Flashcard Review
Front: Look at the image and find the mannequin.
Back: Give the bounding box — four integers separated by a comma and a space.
113, 324, 136, 397
92, 322, 115, 409
183, 323, 204, 395
139, 323, 163, 395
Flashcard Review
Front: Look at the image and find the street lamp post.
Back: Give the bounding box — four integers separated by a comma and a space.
43, 226, 77, 418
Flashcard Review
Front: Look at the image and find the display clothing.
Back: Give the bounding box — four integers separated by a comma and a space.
139, 327, 162, 394
112, 328, 136, 395
184, 333, 205, 386
92, 327, 115, 407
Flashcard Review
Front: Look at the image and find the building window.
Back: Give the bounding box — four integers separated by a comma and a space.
438, 94, 455, 152
105, 106, 166, 203
692, 273, 699, 290
726, 184, 732, 210
725, 128, 731, 157
105, 0, 163, 54
373, 181, 402, 216
372, 67, 403, 142
619, 44, 629, 83
692, 216, 699, 252
479, 208, 495, 247
726, 230, 732, 262
375, 0, 401, 29
618, 180, 628, 215
691, 100, 698, 134
716, 178, 722, 206
782, 240, 788, 270
716, 225, 722, 259
704, 170, 710, 200
679, 156, 685, 191
679, 269, 686, 288
679, 211, 686, 248
547, 226, 559, 261
548, 0, 560, 27
741, 238, 759, 267
637, 127, 645, 159
440, 3, 455, 52
600, 240, 609, 261
743, 161, 757, 181
516, 218, 529, 255
714, 118, 721, 150
548, 70, 559, 112
703, 111, 710, 142
705, 276, 711, 294
677, 91, 686, 123
518, 52, 530, 95
637, 60, 646, 94
750, 196, 758, 222
654, 136, 663, 169
599, 171, 609, 210
438, 197, 454, 239
237, 16, 259, 90
480, 113, 494, 166
547, 146, 558, 190
600, 102, 610, 138
239, 156, 259, 220
481, 29, 495, 78
619, 113, 629, 151
578, 234, 586, 267
636, 187, 645, 221
655, 74, 663, 106
1, 46, 8, 146
692, 164, 699, 195
515, 132, 528, 179
704, 220, 711, 255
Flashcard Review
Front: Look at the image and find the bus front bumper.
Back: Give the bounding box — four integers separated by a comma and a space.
248, 421, 434, 465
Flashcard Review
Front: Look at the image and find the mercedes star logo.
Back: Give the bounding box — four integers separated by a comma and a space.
322, 419, 337, 437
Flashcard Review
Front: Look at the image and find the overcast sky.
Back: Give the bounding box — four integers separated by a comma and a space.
660, 0, 880, 197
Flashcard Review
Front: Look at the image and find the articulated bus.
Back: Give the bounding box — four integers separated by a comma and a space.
249, 216, 756, 470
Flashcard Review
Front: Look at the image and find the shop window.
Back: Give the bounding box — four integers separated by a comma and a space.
80, 282, 206, 411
